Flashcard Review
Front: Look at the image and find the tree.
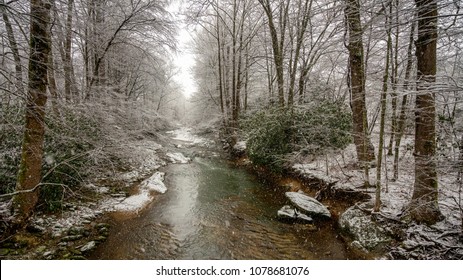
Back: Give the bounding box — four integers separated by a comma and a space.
408, 0, 443, 224
344, 0, 375, 182
0, 0, 24, 97
13, 0, 51, 223
258, 0, 288, 107
375, 1, 393, 212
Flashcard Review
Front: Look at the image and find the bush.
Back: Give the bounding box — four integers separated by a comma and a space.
242, 102, 352, 171
0, 104, 104, 211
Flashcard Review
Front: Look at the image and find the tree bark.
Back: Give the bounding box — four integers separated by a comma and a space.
345, 0, 376, 166
13, 0, 51, 223
409, 0, 443, 224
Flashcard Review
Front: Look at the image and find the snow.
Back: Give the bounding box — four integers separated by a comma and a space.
291, 137, 463, 258
166, 152, 190, 164
139, 172, 167, 193
285, 191, 331, 218
114, 172, 167, 212
114, 192, 152, 212
166, 127, 212, 146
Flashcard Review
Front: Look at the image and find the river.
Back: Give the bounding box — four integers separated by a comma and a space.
90, 131, 354, 260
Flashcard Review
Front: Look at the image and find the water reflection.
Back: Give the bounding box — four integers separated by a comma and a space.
90, 157, 350, 260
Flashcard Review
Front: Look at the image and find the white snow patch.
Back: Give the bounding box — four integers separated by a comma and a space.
114, 192, 152, 212
166, 127, 212, 146
139, 172, 167, 193
292, 163, 338, 184
166, 152, 190, 164
113, 172, 167, 212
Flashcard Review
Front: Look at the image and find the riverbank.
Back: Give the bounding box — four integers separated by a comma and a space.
231, 139, 463, 259
0, 127, 214, 260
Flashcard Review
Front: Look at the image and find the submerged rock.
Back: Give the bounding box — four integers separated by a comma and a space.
285, 192, 331, 219
277, 205, 313, 223
338, 206, 392, 252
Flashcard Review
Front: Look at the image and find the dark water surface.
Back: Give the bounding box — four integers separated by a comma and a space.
90, 156, 352, 259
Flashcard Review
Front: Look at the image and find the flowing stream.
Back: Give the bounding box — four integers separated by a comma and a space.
90, 132, 354, 260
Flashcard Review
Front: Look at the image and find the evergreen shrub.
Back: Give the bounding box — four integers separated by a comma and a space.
242, 101, 352, 171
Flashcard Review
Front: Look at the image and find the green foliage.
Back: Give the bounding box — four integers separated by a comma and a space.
292, 102, 353, 154
241, 102, 352, 171
39, 108, 103, 211
242, 108, 293, 171
0, 106, 24, 194
0, 105, 103, 212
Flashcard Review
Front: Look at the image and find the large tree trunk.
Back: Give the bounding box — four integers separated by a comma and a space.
345, 0, 376, 166
409, 0, 443, 224
13, 0, 51, 223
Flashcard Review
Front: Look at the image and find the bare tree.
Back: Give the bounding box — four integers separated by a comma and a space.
13, 0, 51, 223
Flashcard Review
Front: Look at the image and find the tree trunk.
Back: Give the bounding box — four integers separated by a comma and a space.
387, 0, 400, 156
375, 2, 392, 212
64, 0, 74, 100
409, 0, 443, 224
345, 0, 376, 167
259, 0, 286, 107
13, 0, 51, 223
1, 0, 25, 96
393, 19, 415, 181
47, 45, 60, 115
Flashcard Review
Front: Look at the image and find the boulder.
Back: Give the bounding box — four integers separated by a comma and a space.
285, 191, 331, 219
338, 206, 391, 251
277, 205, 313, 223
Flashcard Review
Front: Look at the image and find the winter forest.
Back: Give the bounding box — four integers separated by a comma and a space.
1, 0, 463, 260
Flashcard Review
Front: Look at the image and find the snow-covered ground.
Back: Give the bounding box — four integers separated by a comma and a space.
0, 127, 209, 259
288, 139, 463, 259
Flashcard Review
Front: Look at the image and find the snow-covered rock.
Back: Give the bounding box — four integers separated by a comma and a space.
277, 205, 313, 223
114, 172, 167, 212
285, 191, 331, 219
339, 206, 392, 251
114, 192, 151, 212
232, 141, 247, 155
166, 152, 190, 164
139, 172, 167, 194
80, 241, 96, 252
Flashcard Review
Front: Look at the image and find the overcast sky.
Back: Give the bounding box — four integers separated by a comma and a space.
168, 0, 197, 98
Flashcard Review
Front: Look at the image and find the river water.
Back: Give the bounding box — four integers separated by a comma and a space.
90, 132, 353, 259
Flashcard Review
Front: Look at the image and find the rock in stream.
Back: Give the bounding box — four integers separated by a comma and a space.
285, 191, 331, 219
